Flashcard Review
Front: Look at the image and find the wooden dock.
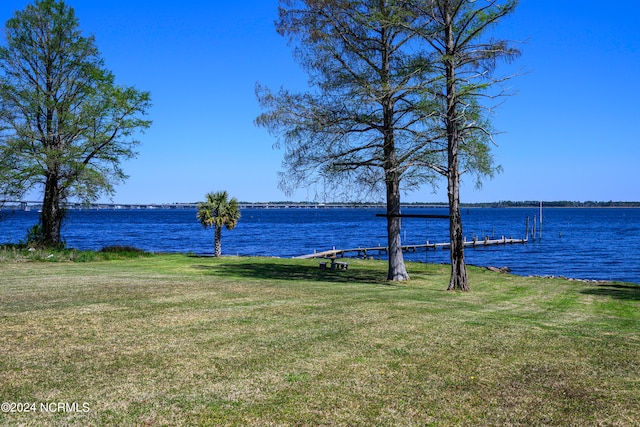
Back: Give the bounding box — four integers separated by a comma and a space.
294, 236, 528, 259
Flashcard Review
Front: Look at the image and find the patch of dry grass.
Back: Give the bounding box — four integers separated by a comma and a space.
0, 255, 638, 426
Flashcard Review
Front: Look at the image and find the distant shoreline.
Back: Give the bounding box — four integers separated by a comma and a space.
2, 200, 640, 211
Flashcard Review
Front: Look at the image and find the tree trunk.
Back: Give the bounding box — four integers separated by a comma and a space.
447, 166, 469, 291
378, 21, 408, 282
40, 172, 65, 248
386, 174, 409, 281
446, 103, 468, 290
214, 225, 222, 257
444, 3, 469, 291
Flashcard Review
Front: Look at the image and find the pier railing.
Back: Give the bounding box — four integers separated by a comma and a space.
294, 235, 528, 259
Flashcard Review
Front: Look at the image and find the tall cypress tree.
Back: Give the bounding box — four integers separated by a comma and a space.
421, 0, 520, 290
0, 0, 151, 247
256, 0, 442, 281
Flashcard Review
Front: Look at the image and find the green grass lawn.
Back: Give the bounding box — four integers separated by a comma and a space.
0, 254, 638, 426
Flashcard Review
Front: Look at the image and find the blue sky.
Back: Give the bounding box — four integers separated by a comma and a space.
1, 0, 639, 204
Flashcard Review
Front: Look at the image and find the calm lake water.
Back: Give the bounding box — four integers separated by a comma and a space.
1, 207, 639, 284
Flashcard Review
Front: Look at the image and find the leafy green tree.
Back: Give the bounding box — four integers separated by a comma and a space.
256, 0, 443, 281
420, 0, 520, 290
0, 0, 151, 247
196, 191, 241, 257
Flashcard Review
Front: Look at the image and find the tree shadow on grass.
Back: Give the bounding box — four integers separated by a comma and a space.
579, 283, 640, 301
191, 261, 391, 286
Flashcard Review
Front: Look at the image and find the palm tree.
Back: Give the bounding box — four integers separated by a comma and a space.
196, 191, 241, 257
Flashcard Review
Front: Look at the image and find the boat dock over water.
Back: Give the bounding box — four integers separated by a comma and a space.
295, 236, 528, 259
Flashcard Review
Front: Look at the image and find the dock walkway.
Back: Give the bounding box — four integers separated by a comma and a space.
294, 236, 528, 259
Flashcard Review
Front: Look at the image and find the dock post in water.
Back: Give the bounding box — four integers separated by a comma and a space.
539, 201, 543, 239
533, 215, 537, 241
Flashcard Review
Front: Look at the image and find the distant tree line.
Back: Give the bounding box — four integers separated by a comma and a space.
461, 201, 640, 208
237, 201, 640, 208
